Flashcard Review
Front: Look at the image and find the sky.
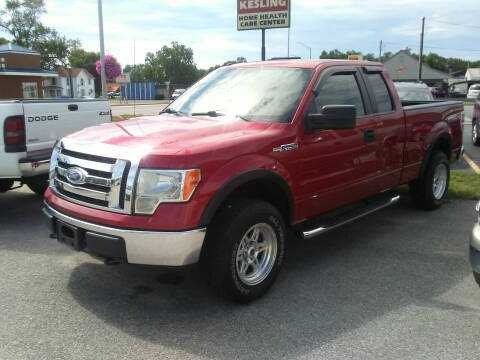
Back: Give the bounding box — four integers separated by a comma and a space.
2, 0, 480, 69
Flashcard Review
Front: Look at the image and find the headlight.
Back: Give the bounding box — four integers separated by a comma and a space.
49, 141, 61, 186
134, 169, 201, 214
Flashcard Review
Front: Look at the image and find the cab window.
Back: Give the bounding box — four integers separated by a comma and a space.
366, 73, 394, 113
314, 74, 365, 116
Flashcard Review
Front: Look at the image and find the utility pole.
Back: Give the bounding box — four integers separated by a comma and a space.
97, 0, 107, 97
418, 16, 425, 82
379, 40, 383, 63
261, 29, 266, 61
287, 28, 290, 57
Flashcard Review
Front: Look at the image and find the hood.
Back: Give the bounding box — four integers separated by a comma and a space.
67, 114, 273, 155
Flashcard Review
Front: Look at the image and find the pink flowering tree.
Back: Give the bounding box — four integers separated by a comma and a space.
96, 55, 122, 80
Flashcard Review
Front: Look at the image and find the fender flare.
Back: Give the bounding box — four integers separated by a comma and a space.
198, 169, 295, 227
419, 131, 452, 179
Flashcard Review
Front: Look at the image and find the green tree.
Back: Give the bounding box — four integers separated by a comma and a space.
0, 0, 78, 69
0, 37, 8, 45
156, 42, 198, 85
124, 42, 201, 85
123, 64, 148, 82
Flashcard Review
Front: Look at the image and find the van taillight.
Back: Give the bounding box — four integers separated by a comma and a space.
4, 115, 26, 152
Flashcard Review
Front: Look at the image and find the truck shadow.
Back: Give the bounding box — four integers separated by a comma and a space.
67, 198, 475, 359
0, 186, 65, 255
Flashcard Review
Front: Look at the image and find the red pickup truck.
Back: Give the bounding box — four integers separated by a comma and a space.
43, 60, 464, 302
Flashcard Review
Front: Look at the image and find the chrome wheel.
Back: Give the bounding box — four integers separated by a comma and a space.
236, 223, 277, 286
473, 123, 478, 143
433, 163, 448, 200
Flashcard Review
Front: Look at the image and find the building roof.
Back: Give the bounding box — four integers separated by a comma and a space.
57, 66, 95, 79
0, 67, 58, 77
466, 68, 480, 82
384, 50, 448, 82
0, 43, 40, 55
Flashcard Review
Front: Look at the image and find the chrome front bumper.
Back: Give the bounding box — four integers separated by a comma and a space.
470, 222, 480, 276
456, 145, 465, 161
43, 202, 206, 266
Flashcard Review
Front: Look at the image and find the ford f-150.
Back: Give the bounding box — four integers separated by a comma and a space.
43, 60, 464, 302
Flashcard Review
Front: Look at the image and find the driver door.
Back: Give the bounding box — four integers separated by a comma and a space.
295, 67, 380, 221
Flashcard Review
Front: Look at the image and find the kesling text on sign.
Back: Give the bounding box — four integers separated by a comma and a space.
237, 0, 290, 31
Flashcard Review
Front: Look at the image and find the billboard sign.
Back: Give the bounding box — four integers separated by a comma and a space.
237, 0, 290, 31
116, 73, 131, 83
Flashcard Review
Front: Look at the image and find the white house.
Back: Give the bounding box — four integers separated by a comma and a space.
43, 67, 95, 98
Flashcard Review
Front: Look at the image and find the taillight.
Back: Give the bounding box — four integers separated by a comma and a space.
4, 115, 26, 152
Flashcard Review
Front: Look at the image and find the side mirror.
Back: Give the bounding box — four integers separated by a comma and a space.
305, 105, 357, 133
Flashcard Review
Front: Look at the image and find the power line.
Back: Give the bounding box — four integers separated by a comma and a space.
383, 41, 480, 53
429, 19, 480, 30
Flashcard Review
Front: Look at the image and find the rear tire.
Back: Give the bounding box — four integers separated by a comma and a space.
473, 120, 480, 146
25, 175, 49, 196
0, 179, 14, 193
204, 199, 286, 303
409, 151, 449, 210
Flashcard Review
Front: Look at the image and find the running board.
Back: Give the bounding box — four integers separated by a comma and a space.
302, 195, 401, 239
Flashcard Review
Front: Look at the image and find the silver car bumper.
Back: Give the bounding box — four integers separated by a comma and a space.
19, 159, 50, 177
43, 202, 206, 266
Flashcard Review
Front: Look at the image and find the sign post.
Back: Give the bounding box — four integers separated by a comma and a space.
237, 0, 291, 61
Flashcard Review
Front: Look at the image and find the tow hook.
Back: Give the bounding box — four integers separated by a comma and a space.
104, 258, 123, 265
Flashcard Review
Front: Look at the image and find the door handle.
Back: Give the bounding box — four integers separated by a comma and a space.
364, 129, 375, 143
68, 104, 78, 111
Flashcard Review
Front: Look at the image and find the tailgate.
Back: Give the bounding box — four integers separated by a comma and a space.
23, 100, 111, 154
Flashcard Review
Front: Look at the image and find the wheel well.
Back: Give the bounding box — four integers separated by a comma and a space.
431, 136, 452, 160
217, 179, 293, 226
420, 134, 452, 179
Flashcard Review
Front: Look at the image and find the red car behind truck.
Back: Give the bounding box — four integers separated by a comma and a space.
43, 60, 464, 302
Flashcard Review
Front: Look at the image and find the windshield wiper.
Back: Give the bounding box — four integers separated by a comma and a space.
190, 110, 224, 117
236, 115, 252, 122
160, 108, 183, 115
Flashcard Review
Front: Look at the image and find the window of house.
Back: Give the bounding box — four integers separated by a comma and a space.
314, 73, 365, 116
88, 78, 91, 85
22, 82, 38, 98
366, 73, 394, 113
81, 78, 84, 86
67, 77, 70, 86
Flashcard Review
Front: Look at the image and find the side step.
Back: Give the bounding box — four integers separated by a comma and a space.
302, 194, 401, 239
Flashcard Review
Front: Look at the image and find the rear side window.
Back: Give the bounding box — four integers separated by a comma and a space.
314, 74, 365, 116
367, 73, 394, 113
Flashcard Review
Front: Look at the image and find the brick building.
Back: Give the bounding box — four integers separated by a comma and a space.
0, 43, 58, 99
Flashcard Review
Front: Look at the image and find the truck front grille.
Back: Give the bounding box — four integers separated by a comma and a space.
51, 146, 132, 213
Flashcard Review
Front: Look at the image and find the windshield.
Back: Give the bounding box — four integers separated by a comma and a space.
397, 88, 434, 101
470, 85, 480, 90
168, 66, 314, 123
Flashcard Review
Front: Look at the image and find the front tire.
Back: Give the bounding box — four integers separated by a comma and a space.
25, 175, 49, 196
409, 151, 449, 210
204, 199, 286, 303
473, 120, 480, 146
0, 179, 14, 193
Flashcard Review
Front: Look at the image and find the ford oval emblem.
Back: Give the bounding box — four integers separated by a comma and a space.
65, 167, 88, 185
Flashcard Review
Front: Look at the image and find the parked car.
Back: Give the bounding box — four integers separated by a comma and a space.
394, 82, 434, 102
171, 88, 186, 100
107, 91, 120, 99
470, 201, 480, 286
0, 99, 111, 195
43, 60, 464, 303
467, 84, 480, 100
429, 86, 447, 98
472, 90, 480, 145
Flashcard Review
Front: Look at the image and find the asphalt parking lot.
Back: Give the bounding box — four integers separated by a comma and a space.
1, 187, 479, 360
